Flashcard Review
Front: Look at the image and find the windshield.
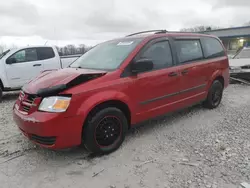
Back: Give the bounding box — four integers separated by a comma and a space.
69, 38, 143, 70
234, 48, 250, 59
0, 49, 10, 59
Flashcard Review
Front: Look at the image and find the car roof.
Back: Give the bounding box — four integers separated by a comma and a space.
18, 45, 55, 49
116, 31, 217, 41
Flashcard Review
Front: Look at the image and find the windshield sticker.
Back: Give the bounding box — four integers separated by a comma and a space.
117, 41, 134, 46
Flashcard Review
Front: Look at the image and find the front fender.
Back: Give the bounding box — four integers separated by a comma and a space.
76, 90, 132, 119
0, 67, 9, 88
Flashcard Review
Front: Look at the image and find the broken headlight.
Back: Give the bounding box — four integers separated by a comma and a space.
229, 66, 242, 73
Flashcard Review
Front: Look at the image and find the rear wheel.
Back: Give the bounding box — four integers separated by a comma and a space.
203, 80, 223, 109
83, 107, 128, 154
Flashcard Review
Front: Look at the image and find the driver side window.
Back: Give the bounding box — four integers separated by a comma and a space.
9, 48, 38, 63
12, 50, 26, 63
140, 40, 173, 71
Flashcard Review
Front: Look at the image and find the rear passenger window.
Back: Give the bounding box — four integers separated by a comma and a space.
37, 47, 55, 60
202, 37, 225, 58
140, 41, 173, 70
25, 49, 38, 61
175, 40, 203, 63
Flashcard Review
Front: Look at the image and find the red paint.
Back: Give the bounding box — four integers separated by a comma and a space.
13, 108, 84, 149
24, 68, 107, 94
13, 32, 229, 149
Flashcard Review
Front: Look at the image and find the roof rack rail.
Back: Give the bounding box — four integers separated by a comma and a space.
126, 30, 168, 37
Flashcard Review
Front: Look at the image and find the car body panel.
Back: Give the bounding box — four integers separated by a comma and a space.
23, 67, 107, 94
229, 58, 250, 67
13, 107, 83, 149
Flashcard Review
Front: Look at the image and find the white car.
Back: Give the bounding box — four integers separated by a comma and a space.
0, 46, 80, 100
229, 47, 250, 82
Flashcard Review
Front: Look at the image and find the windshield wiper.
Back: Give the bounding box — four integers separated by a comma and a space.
69, 65, 83, 69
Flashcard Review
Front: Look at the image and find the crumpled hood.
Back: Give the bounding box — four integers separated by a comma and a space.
229, 58, 250, 67
23, 68, 107, 95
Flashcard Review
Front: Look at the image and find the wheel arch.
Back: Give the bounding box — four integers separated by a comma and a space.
0, 79, 3, 90
214, 75, 224, 88
77, 91, 133, 134
85, 100, 131, 127
209, 70, 225, 88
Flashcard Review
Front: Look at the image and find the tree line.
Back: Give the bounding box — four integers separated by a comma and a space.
180, 25, 220, 32
56, 44, 93, 56
180, 21, 250, 32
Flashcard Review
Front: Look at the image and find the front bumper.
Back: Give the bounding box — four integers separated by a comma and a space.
230, 70, 250, 82
13, 108, 84, 149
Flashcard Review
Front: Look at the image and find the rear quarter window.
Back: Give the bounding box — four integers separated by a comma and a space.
202, 37, 225, 58
37, 47, 55, 60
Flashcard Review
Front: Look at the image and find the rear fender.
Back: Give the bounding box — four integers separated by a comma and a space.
0, 63, 9, 88
207, 70, 223, 89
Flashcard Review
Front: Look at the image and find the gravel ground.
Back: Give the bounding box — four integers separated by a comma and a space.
0, 84, 249, 188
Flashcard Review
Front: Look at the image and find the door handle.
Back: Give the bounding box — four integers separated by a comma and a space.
33, 64, 41, 67
181, 69, 189, 75
168, 72, 178, 77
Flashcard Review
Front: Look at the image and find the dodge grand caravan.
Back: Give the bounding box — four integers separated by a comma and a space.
13, 30, 229, 154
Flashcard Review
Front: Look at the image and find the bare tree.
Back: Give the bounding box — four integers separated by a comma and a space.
0, 44, 7, 54
180, 25, 221, 32
79, 44, 86, 54
66, 45, 76, 55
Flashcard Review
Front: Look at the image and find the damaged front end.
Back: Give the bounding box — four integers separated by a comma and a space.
36, 73, 106, 97
229, 65, 250, 85
16, 71, 106, 114
229, 47, 250, 85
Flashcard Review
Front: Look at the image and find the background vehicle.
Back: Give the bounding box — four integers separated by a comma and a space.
13, 30, 229, 154
0, 46, 80, 100
229, 47, 250, 82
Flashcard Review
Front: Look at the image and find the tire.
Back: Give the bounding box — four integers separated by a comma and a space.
83, 107, 128, 154
203, 80, 223, 109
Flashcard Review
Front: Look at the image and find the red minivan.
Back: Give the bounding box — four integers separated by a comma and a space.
13, 30, 229, 154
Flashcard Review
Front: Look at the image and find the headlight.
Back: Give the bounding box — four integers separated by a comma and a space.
38, 96, 71, 113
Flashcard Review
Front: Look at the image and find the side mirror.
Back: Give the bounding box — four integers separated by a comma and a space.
6, 58, 17, 64
131, 58, 153, 74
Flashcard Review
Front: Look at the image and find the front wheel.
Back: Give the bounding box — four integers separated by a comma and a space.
203, 80, 223, 109
83, 107, 128, 154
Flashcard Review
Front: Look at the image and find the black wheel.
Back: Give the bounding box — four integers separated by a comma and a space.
83, 107, 128, 154
203, 80, 223, 109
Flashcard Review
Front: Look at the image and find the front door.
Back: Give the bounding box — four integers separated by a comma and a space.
5, 48, 44, 88
126, 38, 183, 123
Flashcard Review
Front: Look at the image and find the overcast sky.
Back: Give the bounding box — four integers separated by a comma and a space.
0, 0, 250, 48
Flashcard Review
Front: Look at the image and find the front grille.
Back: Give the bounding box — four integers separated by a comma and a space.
241, 65, 250, 69
19, 92, 37, 113
30, 135, 56, 146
